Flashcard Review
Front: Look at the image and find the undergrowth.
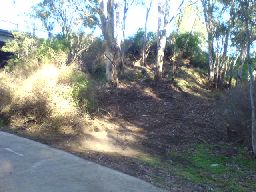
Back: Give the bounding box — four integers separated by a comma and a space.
170, 144, 256, 191
0, 32, 97, 137
136, 144, 256, 191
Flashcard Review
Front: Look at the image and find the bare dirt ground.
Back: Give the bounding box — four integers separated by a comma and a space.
0, 68, 233, 191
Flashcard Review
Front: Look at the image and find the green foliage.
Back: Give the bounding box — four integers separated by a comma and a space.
36, 37, 69, 61
2, 33, 70, 72
125, 28, 144, 60
170, 32, 208, 68
191, 51, 208, 69
125, 29, 158, 62
124, 30, 206, 67
173, 32, 202, 58
66, 70, 95, 112
70, 71, 88, 105
2, 32, 37, 58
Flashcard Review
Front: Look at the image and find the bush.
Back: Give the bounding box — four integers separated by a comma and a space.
0, 61, 93, 134
125, 28, 144, 61
169, 32, 207, 68
2, 33, 69, 73
80, 38, 105, 74
2, 32, 37, 58
222, 84, 253, 146
173, 32, 202, 59
124, 29, 158, 65
191, 51, 208, 69
36, 38, 68, 65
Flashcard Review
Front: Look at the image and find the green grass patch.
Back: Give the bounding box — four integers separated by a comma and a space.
168, 144, 256, 191
137, 154, 163, 168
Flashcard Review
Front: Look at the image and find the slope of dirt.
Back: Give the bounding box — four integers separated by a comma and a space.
0, 67, 230, 191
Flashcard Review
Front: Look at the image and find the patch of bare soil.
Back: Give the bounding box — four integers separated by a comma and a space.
79, 79, 226, 190
0, 70, 228, 191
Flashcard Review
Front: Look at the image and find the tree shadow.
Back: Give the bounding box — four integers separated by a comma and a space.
93, 77, 226, 157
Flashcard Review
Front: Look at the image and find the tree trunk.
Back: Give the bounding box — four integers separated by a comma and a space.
156, 0, 167, 80
244, 0, 256, 155
120, 0, 127, 76
142, 0, 152, 66
155, 0, 184, 80
99, 0, 120, 87
247, 54, 256, 154
248, 62, 256, 155
105, 45, 118, 87
201, 0, 214, 81
156, 34, 166, 79
219, 27, 230, 87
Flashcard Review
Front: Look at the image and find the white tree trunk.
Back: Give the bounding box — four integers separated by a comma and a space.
99, 0, 122, 86
248, 61, 256, 155
156, 0, 184, 80
201, 0, 214, 81
142, 0, 152, 66
244, 2, 256, 155
156, 0, 167, 80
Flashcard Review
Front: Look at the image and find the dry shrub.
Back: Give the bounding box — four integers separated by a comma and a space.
0, 86, 11, 111
0, 62, 92, 136
223, 84, 252, 145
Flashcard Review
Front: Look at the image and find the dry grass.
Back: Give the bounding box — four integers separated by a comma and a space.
0, 60, 91, 138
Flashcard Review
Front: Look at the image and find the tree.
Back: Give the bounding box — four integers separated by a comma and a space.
230, 0, 256, 155
32, 1, 54, 38
120, 0, 136, 74
242, 0, 256, 156
98, 0, 122, 86
32, 0, 82, 39
155, 0, 184, 80
201, 0, 215, 81
142, 0, 153, 66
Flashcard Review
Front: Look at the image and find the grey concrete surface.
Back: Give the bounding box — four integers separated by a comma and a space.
0, 131, 165, 192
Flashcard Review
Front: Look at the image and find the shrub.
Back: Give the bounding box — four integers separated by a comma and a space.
2, 32, 69, 73
191, 51, 208, 69
2, 32, 37, 58
36, 38, 68, 65
169, 32, 207, 68
80, 38, 105, 74
125, 28, 144, 61
0, 61, 93, 133
222, 84, 253, 145
173, 32, 202, 59
124, 29, 158, 65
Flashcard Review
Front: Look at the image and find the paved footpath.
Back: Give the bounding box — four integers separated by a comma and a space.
0, 131, 165, 192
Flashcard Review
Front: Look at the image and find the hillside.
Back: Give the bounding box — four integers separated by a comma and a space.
1, 64, 255, 191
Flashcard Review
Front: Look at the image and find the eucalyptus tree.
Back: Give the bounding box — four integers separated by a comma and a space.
83, 0, 124, 86
227, 0, 256, 155
32, 0, 82, 39
212, 0, 235, 87
142, 0, 153, 66
201, 0, 238, 87
239, 0, 256, 155
156, 0, 184, 80
201, 0, 215, 81
120, 0, 137, 73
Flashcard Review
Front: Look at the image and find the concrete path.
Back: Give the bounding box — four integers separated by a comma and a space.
0, 131, 165, 192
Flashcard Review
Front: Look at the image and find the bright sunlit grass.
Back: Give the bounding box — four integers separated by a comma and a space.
0, 58, 90, 133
